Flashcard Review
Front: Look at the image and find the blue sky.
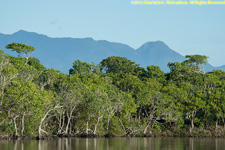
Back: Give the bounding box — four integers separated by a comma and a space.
0, 0, 225, 66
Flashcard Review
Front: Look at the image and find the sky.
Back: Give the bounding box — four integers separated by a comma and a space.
0, 0, 225, 66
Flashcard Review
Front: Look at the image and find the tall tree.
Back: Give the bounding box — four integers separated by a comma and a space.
185, 55, 208, 73
6, 43, 35, 65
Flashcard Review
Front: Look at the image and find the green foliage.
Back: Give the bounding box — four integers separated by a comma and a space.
0, 45, 224, 138
100, 56, 139, 74
184, 54, 208, 73
6, 43, 35, 65
6, 43, 35, 56
28, 57, 46, 71
145, 65, 166, 83
185, 55, 208, 65
108, 116, 126, 136
69, 60, 100, 75
69, 60, 92, 75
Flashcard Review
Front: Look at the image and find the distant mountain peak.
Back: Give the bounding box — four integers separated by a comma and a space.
13, 30, 34, 35
13, 30, 48, 39
144, 40, 166, 46
137, 41, 170, 53
14, 30, 28, 33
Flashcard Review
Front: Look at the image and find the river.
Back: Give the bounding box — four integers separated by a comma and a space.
0, 137, 225, 150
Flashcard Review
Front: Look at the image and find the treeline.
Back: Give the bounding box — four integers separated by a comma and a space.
0, 43, 225, 139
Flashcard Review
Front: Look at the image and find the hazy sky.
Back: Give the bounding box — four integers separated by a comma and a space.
0, 0, 225, 66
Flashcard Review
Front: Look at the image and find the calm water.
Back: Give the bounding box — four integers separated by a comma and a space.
0, 137, 225, 150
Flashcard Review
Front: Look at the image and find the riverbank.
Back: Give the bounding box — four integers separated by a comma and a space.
1, 126, 224, 140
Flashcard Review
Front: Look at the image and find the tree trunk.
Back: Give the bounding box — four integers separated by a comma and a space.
11, 114, 19, 137
25, 55, 29, 65
86, 121, 89, 135
61, 112, 65, 133
94, 115, 103, 135
190, 118, 194, 133
65, 111, 70, 134
38, 109, 53, 138
65, 107, 75, 134
201, 64, 205, 74
21, 112, 25, 136
138, 108, 142, 123
57, 111, 62, 134
143, 123, 150, 134
216, 117, 219, 129
69, 120, 72, 134
222, 114, 225, 129
106, 117, 110, 131
118, 117, 126, 132
190, 110, 196, 134
106, 110, 115, 131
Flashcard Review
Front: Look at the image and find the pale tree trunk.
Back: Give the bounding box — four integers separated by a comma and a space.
138, 108, 142, 123
222, 114, 225, 129
190, 110, 196, 134
25, 57, 28, 65
69, 120, 72, 134
201, 64, 205, 74
65, 107, 75, 134
25, 54, 29, 65
118, 117, 126, 132
106, 110, 115, 131
21, 112, 25, 136
216, 117, 219, 129
38, 105, 61, 138
57, 111, 62, 134
94, 114, 104, 135
38, 108, 54, 138
143, 123, 150, 134
58, 112, 65, 134
40, 83, 46, 91
86, 121, 89, 135
143, 109, 155, 134
106, 118, 110, 131
11, 114, 19, 137
38, 117, 49, 138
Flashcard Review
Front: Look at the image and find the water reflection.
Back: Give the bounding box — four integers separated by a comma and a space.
0, 137, 225, 150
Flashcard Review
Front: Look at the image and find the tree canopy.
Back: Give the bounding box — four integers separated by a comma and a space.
1, 44, 225, 138
6, 43, 35, 65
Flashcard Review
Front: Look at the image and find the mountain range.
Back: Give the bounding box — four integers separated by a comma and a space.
0, 30, 224, 73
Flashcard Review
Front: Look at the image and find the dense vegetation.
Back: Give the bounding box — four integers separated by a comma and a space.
0, 43, 225, 139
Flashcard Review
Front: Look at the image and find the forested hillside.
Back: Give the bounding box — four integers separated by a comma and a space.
1, 43, 225, 139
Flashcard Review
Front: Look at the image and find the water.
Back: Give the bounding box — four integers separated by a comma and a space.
0, 137, 225, 150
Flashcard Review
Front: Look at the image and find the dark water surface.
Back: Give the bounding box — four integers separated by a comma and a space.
0, 137, 225, 150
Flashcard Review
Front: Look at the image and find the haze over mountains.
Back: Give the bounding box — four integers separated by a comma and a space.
0, 30, 224, 73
